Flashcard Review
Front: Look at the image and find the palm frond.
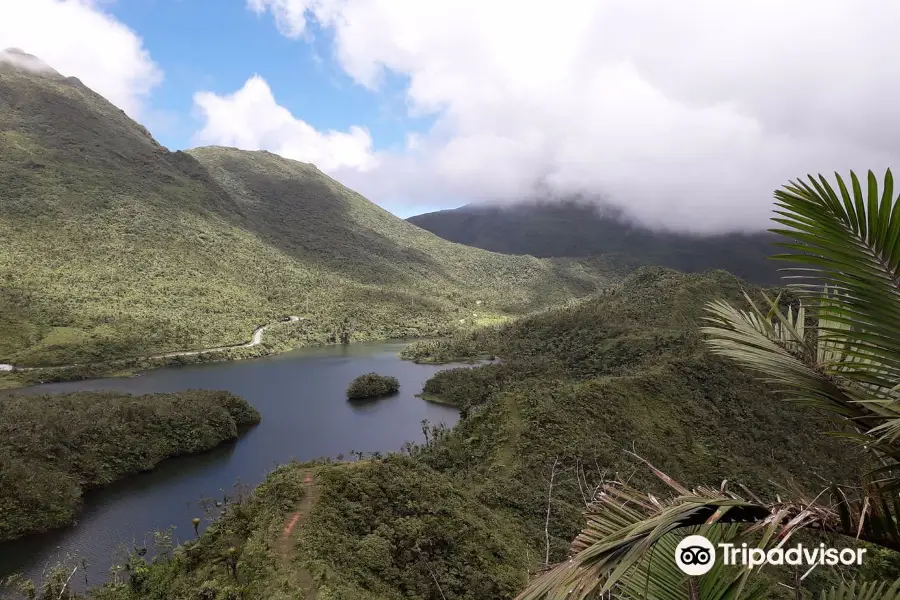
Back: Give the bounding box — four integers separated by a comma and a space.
517, 477, 765, 600
702, 292, 900, 461
611, 526, 769, 600
702, 293, 898, 424
818, 579, 900, 600
771, 169, 900, 391
518, 463, 900, 600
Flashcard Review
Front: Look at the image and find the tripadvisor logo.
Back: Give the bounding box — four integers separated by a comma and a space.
675, 535, 716, 576
674, 534, 867, 576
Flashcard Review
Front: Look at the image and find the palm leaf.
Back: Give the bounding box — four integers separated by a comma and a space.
518, 462, 900, 600
702, 293, 899, 423
608, 526, 769, 600
770, 170, 900, 392
818, 579, 900, 600
702, 292, 900, 463
517, 479, 766, 600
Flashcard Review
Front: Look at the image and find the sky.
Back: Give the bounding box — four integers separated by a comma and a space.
2, 0, 900, 230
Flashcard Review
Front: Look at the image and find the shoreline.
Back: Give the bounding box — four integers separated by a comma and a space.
0, 333, 449, 392
0, 316, 303, 374
0, 390, 261, 543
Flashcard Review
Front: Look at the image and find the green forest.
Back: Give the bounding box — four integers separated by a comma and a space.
0, 390, 259, 542
10, 265, 881, 599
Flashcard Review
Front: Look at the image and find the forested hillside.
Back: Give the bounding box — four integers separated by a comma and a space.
0, 52, 616, 372
408, 200, 781, 284
65, 269, 865, 599
0, 389, 259, 542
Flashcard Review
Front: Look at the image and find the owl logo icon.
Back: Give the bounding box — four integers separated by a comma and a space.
675, 535, 716, 576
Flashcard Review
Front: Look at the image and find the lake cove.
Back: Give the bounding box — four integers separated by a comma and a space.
0, 341, 461, 587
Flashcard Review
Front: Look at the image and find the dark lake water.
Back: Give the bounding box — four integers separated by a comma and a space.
0, 341, 461, 587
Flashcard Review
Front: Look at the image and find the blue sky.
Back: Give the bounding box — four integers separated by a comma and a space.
5, 0, 893, 231
106, 0, 426, 157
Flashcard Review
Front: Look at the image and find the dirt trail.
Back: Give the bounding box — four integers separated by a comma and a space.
282, 512, 302, 538
158, 315, 302, 358
496, 391, 523, 473
273, 470, 320, 598
1, 316, 305, 373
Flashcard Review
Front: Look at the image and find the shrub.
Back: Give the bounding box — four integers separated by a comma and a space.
346, 373, 400, 400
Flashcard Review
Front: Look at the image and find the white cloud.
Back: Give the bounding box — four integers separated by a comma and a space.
236, 0, 900, 232
193, 75, 377, 173
0, 0, 162, 117
246, 0, 315, 38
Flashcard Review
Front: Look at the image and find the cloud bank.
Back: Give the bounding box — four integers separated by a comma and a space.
0, 0, 161, 118
224, 1, 899, 231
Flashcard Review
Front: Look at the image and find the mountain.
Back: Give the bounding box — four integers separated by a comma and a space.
407, 200, 783, 285
0, 52, 617, 369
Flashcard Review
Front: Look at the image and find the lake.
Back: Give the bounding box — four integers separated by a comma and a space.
0, 341, 461, 587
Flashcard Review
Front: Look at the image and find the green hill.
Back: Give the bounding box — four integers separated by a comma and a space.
73, 269, 865, 599
0, 389, 259, 542
0, 52, 616, 371
408, 200, 782, 285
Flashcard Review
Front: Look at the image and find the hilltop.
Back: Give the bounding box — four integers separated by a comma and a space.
0, 52, 617, 372
71, 269, 865, 599
408, 200, 782, 284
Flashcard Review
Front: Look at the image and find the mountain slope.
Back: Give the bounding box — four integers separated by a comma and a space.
187, 147, 612, 305
408, 200, 782, 284
0, 52, 616, 368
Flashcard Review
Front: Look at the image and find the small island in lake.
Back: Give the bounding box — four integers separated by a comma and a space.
346, 373, 400, 400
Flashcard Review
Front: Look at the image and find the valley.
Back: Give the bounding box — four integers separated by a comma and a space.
0, 342, 463, 589
23, 268, 866, 600
0, 49, 891, 600
0, 56, 617, 377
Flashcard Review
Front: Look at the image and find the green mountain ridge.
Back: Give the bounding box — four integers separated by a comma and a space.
0, 54, 617, 370
407, 200, 782, 285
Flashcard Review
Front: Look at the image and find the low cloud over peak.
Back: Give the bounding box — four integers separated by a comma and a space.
223, 1, 900, 231
0, 47, 60, 75
1, 1, 161, 118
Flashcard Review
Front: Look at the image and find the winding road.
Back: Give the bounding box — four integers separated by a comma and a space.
0, 316, 304, 373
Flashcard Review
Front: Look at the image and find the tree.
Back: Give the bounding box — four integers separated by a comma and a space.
518, 170, 900, 599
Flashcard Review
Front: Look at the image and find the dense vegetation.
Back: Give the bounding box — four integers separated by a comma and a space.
408, 200, 783, 284
21, 268, 868, 599
346, 373, 400, 400
0, 54, 618, 380
0, 389, 259, 542
516, 169, 900, 599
